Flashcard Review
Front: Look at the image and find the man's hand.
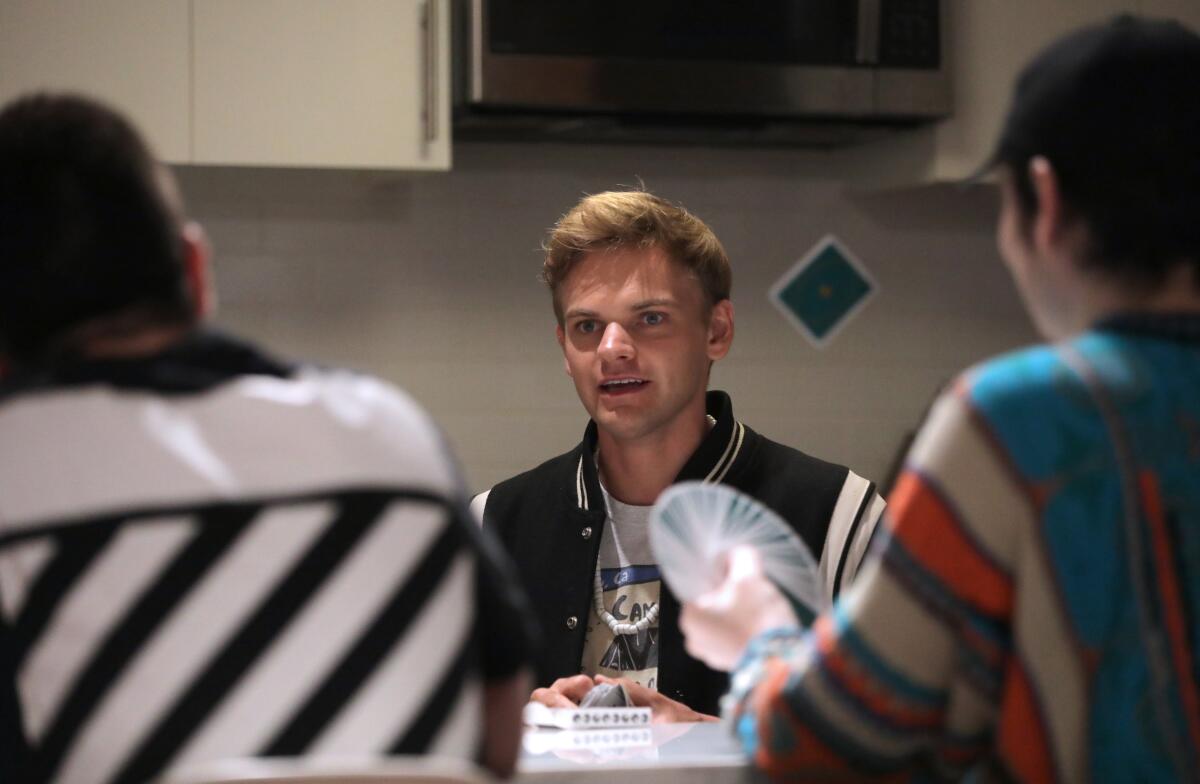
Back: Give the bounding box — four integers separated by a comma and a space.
593, 675, 719, 724
679, 545, 801, 672
529, 674, 595, 708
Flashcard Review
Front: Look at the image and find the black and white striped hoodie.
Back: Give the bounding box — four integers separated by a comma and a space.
0, 331, 529, 784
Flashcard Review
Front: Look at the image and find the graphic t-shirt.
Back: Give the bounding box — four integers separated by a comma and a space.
580, 485, 661, 690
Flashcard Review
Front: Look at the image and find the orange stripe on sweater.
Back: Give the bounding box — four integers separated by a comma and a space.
1141, 471, 1200, 759
753, 660, 851, 778
752, 660, 908, 783
889, 472, 1013, 617
997, 661, 1056, 783
813, 616, 944, 730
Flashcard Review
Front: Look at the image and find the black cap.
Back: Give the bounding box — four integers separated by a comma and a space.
977, 14, 1200, 194
973, 15, 1200, 281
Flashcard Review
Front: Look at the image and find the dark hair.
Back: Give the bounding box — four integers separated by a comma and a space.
0, 93, 191, 365
991, 16, 1200, 291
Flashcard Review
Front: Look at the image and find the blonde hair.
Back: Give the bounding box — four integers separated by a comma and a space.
542, 190, 731, 324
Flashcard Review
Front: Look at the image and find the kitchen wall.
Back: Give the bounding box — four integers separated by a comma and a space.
175, 140, 1037, 496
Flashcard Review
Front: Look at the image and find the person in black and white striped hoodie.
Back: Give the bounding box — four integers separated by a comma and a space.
0, 93, 533, 784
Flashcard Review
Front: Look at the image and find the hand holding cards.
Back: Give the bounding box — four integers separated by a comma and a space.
650, 481, 824, 620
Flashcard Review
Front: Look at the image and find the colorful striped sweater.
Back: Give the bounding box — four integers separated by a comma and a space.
728, 317, 1200, 782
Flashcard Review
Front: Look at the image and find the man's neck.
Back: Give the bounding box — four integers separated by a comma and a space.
594, 403, 712, 507
59, 313, 193, 361
1076, 263, 1200, 332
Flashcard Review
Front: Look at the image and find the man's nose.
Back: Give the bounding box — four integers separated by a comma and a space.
598, 322, 635, 362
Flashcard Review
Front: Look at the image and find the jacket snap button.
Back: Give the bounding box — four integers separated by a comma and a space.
581, 526, 593, 540
566, 616, 578, 630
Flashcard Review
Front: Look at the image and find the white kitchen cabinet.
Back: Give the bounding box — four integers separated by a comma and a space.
0, 0, 191, 162
192, 0, 450, 170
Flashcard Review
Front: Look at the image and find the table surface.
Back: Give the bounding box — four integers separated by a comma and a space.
518, 721, 753, 784
159, 720, 751, 784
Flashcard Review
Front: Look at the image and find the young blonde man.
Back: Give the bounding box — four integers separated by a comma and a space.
474, 191, 884, 719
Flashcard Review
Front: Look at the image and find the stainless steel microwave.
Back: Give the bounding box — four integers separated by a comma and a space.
456, 0, 950, 144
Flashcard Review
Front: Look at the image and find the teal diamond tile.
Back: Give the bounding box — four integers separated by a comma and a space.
768, 235, 876, 348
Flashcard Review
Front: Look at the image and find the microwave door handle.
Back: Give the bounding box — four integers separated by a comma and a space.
422, 0, 439, 147
856, 0, 882, 65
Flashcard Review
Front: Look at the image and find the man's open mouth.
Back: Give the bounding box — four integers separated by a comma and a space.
599, 378, 649, 393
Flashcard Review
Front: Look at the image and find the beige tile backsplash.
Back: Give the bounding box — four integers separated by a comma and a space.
176, 141, 1037, 495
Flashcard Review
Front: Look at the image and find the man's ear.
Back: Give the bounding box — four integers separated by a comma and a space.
706, 299, 734, 361
555, 324, 572, 377
1028, 156, 1066, 257
181, 221, 214, 320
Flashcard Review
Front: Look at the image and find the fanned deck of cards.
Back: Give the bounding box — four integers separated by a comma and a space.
649, 481, 825, 619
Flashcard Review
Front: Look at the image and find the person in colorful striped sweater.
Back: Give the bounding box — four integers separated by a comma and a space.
679, 15, 1200, 782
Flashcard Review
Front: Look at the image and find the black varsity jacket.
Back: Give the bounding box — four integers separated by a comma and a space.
479, 390, 883, 716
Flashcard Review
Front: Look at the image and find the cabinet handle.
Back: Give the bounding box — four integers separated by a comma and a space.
856, 0, 881, 65
422, 0, 438, 145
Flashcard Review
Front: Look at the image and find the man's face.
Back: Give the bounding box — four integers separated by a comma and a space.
555, 246, 732, 444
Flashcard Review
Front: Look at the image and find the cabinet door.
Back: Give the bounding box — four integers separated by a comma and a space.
0, 0, 190, 162
193, 0, 450, 170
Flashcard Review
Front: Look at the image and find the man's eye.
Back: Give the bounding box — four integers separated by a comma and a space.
642, 312, 665, 326
577, 320, 598, 334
